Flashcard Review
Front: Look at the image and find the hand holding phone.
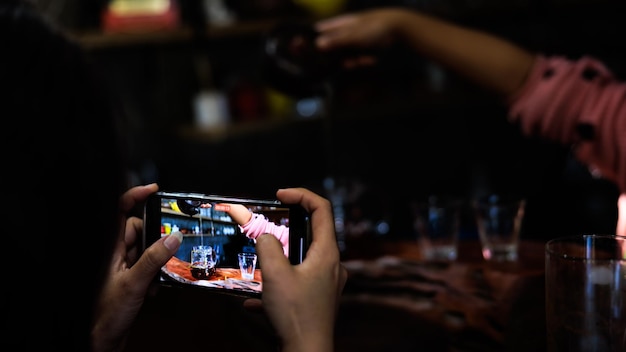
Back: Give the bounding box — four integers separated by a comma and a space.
143, 191, 311, 298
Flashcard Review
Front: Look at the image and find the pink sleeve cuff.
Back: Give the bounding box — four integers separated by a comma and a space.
241, 213, 290, 256
507, 55, 626, 192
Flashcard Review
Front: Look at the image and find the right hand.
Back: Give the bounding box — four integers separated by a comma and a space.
244, 187, 348, 352
315, 8, 410, 69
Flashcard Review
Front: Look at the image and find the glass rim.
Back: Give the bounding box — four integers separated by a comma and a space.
473, 194, 526, 206
238, 252, 257, 257
545, 233, 626, 261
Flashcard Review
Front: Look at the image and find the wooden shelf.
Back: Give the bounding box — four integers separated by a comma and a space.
203, 18, 288, 39
176, 116, 322, 144
161, 207, 235, 225
71, 27, 195, 50
72, 18, 293, 51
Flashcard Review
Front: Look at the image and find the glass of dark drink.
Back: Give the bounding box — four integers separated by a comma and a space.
190, 245, 217, 280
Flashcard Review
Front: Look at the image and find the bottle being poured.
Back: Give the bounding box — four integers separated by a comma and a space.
262, 21, 343, 98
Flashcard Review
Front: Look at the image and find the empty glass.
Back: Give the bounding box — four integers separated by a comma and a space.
412, 195, 462, 262
545, 234, 626, 352
473, 194, 526, 261
238, 252, 258, 280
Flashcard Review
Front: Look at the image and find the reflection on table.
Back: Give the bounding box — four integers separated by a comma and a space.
162, 256, 262, 295
336, 238, 547, 352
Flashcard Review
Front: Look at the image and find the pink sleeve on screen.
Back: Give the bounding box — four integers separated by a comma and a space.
507, 55, 626, 193
240, 213, 289, 256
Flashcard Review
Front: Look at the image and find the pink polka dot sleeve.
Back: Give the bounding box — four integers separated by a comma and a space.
240, 213, 290, 256
507, 55, 626, 192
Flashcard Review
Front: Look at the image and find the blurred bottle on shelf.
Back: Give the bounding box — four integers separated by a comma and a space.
101, 0, 181, 33
262, 21, 339, 98
202, 0, 235, 26
193, 55, 230, 129
226, 75, 268, 123
265, 88, 295, 121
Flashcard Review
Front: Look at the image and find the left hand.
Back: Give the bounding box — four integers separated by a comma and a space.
91, 183, 183, 352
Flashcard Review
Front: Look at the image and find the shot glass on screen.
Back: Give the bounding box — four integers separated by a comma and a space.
238, 252, 257, 280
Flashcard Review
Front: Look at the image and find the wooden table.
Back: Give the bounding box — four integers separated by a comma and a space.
162, 256, 263, 296
123, 239, 547, 352
335, 238, 547, 352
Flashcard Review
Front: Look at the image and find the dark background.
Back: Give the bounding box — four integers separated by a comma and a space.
36, 0, 623, 243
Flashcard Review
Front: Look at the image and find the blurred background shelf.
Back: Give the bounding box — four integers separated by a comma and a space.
73, 27, 195, 50
73, 18, 302, 51
177, 117, 320, 144
35, 0, 624, 242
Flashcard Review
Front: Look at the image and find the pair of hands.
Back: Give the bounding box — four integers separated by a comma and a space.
92, 184, 347, 352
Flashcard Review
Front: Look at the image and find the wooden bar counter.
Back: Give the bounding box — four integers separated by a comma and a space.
335, 238, 547, 352
123, 238, 547, 352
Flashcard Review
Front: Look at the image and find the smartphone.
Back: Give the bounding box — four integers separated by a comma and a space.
143, 191, 311, 298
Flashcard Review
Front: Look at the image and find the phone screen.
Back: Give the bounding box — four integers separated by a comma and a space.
143, 191, 310, 298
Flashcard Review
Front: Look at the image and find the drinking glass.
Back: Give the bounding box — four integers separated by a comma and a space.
473, 194, 526, 261
190, 245, 217, 280
412, 195, 462, 261
545, 234, 626, 352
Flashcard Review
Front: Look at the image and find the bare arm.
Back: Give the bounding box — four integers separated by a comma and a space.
318, 8, 626, 238
316, 8, 536, 98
